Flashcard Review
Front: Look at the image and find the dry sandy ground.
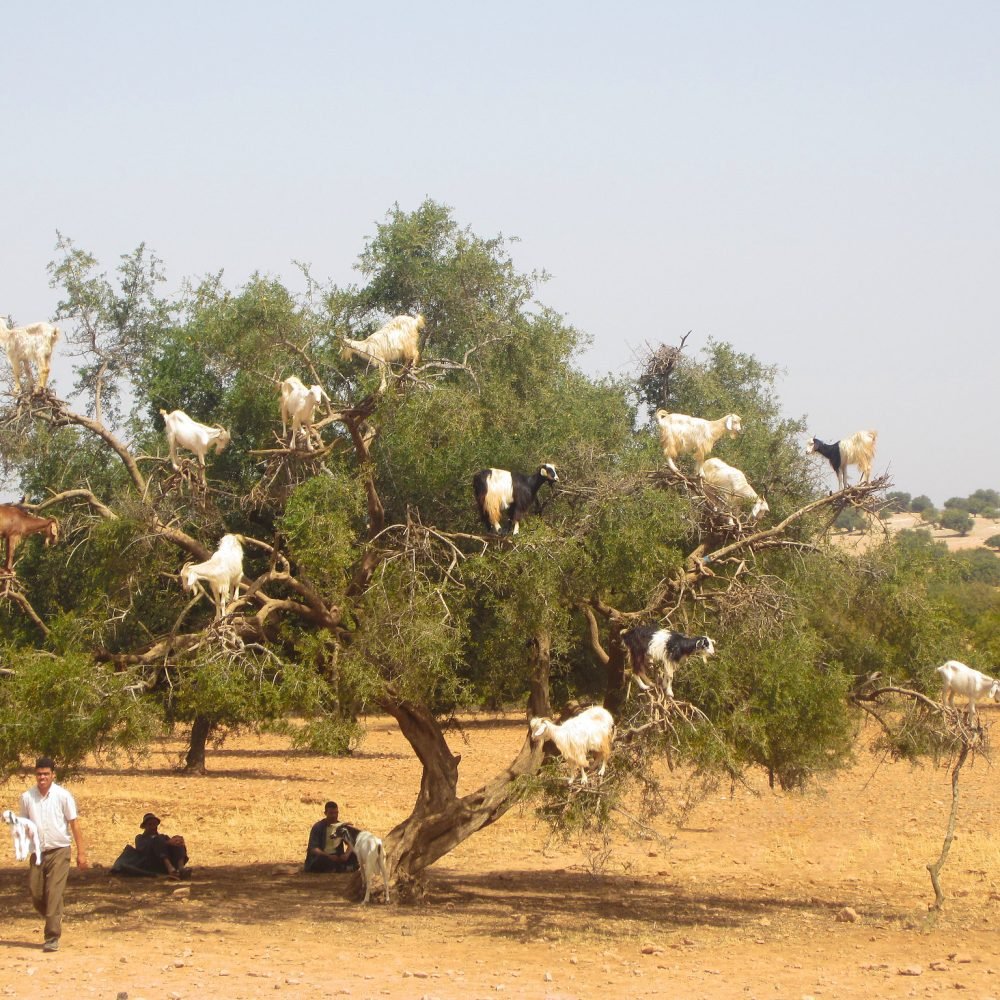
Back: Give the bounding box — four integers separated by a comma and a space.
3, 717, 1000, 1000
834, 511, 1000, 554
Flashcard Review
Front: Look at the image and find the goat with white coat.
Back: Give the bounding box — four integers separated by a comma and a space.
340, 314, 424, 390
529, 706, 615, 785
0, 318, 60, 393
806, 430, 877, 491
160, 409, 232, 483
700, 457, 769, 522
936, 659, 1000, 720
472, 464, 558, 535
280, 376, 330, 450
655, 410, 742, 474
2, 809, 42, 865
342, 828, 391, 904
180, 534, 244, 619
622, 625, 716, 697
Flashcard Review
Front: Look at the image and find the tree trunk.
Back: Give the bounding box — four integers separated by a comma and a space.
184, 716, 214, 773
380, 633, 552, 889
602, 621, 627, 716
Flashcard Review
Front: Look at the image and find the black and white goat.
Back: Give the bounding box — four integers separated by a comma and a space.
805, 430, 877, 491
472, 463, 558, 535
622, 625, 716, 697
2, 809, 42, 865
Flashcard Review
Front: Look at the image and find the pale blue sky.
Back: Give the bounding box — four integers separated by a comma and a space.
3, 2, 997, 503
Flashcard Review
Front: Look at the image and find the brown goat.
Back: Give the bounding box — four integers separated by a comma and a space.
0, 504, 60, 574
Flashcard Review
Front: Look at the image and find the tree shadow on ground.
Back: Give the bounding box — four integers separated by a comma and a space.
0, 864, 910, 940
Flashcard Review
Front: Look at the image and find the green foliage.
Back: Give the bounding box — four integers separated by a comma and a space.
939, 508, 974, 535
910, 495, 934, 513
835, 507, 867, 532
986, 534, 1000, 550
0, 648, 160, 780
885, 491, 911, 513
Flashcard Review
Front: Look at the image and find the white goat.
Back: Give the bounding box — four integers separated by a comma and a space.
700, 457, 770, 522
348, 829, 391, 904
180, 534, 244, 618
936, 660, 1000, 720
279, 376, 330, 450
0, 318, 60, 393
2, 809, 42, 865
340, 314, 424, 390
160, 409, 231, 483
655, 409, 742, 474
529, 706, 615, 785
806, 430, 877, 491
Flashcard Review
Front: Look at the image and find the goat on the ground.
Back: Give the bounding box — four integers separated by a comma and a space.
0, 503, 60, 575
655, 410, 742, 474
936, 659, 1000, 720
2, 809, 42, 865
340, 827, 391, 903
529, 706, 615, 785
805, 430, 877, 491
180, 534, 244, 618
472, 464, 558, 535
340, 314, 424, 391
622, 625, 716, 697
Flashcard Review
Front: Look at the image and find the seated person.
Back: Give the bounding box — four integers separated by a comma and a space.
112, 812, 189, 879
304, 801, 360, 873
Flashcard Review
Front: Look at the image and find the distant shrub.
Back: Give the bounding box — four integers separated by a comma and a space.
920, 507, 940, 524
835, 507, 867, 532
910, 495, 934, 513
885, 491, 911, 514
939, 508, 974, 536
944, 496, 973, 512
986, 534, 1000, 550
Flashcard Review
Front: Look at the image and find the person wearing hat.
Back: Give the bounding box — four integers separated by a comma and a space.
134, 812, 188, 880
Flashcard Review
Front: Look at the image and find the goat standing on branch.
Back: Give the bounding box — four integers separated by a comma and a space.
279, 375, 330, 450
160, 409, 231, 484
180, 534, 244, 618
340, 314, 424, 391
0, 504, 60, 575
937, 660, 1000, 720
655, 410, 742, 474
0, 318, 60, 394
472, 464, 558, 535
529, 706, 615, 785
622, 625, 715, 697
806, 430, 877, 491
700, 457, 769, 522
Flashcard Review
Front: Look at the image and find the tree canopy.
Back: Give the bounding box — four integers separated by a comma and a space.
1, 200, 992, 885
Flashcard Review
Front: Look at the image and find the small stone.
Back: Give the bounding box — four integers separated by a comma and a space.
413, 971, 429, 979
285, 977, 302, 985
402, 971, 412, 978
836, 907, 859, 923
929, 961, 949, 971
219, 970, 230, 977
543, 972, 553, 982
898, 965, 923, 976
950, 953, 974, 964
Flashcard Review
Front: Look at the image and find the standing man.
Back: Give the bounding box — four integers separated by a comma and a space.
19, 756, 89, 952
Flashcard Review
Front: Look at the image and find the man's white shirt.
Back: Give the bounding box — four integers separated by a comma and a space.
20, 783, 78, 851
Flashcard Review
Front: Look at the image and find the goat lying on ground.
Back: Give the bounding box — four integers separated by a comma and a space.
0, 318, 60, 393
806, 430, 877, 491
279, 376, 330, 450
655, 410, 742, 474
180, 534, 244, 618
2, 809, 42, 865
0, 503, 60, 574
529, 706, 615, 785
622, 625, 716, 697
936, 659, 1000, 720
700, 457, 769, 522
472, 464, 558, 535
160, 409, 231, 483
340, 314, 424, 391
340, 827, 390, 903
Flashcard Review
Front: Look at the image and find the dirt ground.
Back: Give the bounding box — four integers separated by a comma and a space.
2, 716, 1000, 1000
834, 511, 1000, 554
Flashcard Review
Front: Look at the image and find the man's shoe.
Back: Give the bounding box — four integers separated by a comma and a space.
42, 938, 59, 952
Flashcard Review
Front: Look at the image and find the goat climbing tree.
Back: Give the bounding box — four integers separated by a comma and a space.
0, 200, 972, 887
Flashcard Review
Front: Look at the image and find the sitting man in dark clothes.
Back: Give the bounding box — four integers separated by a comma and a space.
304, 801, 360, 873
112, 812, 189, 879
